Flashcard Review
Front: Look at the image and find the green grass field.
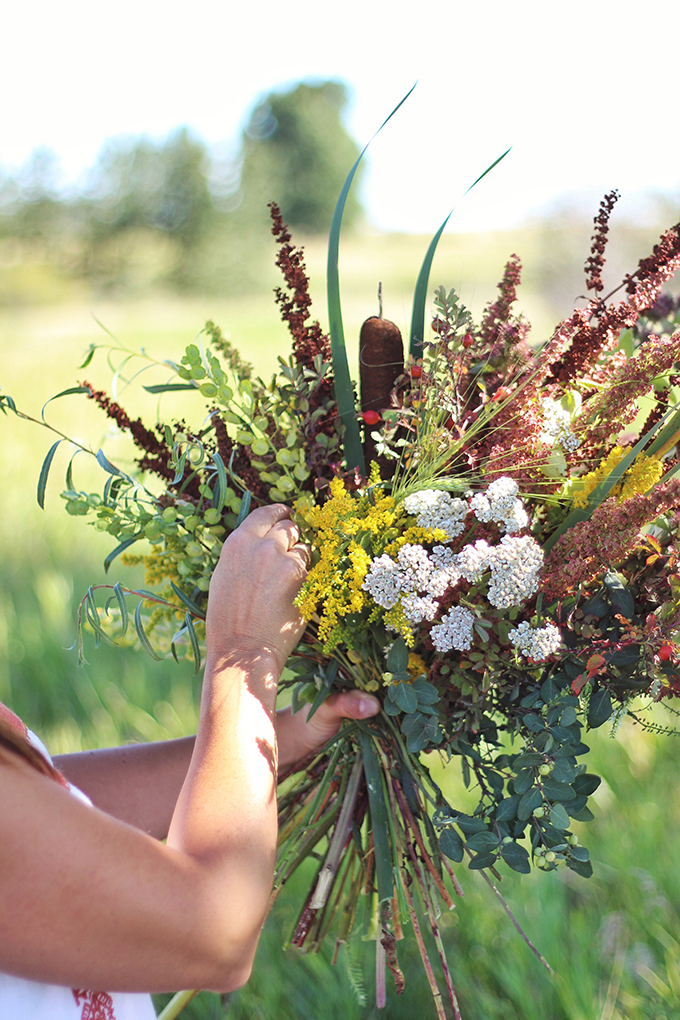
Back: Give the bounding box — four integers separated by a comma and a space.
2, 226, 680, 1020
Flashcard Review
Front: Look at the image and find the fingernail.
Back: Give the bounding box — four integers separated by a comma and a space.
359, 698, 379, 718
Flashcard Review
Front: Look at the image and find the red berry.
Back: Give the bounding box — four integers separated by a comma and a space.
362, 409, 380, 426
659, 644, 674, 662
411, 365, 422, 379
462, 333, 474, 349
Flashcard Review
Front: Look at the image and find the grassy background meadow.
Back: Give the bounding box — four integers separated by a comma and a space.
2, 222, 680, 1019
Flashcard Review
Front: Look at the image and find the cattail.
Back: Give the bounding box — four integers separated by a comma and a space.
359, 317, 404, 415
359, 316, 404, 477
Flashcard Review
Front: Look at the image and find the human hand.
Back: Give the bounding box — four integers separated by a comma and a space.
276, 690, 381, 772
205, 505, 310, 675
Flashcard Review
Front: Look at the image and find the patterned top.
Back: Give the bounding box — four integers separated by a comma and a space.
0, 702, 157, 1020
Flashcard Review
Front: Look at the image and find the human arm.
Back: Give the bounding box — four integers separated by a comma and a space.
0, 505, 307, 993
54, 692, 379, 838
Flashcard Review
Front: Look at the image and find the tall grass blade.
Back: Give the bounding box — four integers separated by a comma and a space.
37, 440, 62, 509
358, 730, 393, 902
409, 148, 511, 358
543, 406, 674, 554
327, 84, 416, 475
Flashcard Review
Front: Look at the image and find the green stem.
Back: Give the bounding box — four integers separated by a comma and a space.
156, 989, 200, 1020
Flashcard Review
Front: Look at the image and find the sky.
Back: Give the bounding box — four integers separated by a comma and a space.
2, 0, 680, 234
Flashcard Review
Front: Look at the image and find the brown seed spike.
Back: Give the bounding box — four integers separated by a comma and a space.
359, 316, 404, 476
359, 317, 404, 415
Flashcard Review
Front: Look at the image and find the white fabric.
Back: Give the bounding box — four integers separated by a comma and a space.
0, 975, 157, 1019
0, 730, 158, 1019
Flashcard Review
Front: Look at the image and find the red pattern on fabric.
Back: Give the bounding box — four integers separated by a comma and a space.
72, 988, 117, 1019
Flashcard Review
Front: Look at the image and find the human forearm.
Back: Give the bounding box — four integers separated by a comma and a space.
54, 737, 194, 838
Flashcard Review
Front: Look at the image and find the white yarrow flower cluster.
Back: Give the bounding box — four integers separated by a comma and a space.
402, 489, 469, 539
469, 476, 529, 534
540, 398, 579, 453
486, 535, 543, 608
362, 543, 459, 625
508, 620, 563, 660
430, 606, 475, 652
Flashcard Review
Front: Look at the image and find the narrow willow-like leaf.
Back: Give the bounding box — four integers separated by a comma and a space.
170, 581, 206, 620
64, 452, 79, 494
0, 393, 17, 414
184, 612, 202, 675
37, 440, 62, 509
104, 534, 142, 573
543, 406, 674, 553
170, 451, 187, 486
327, 84, 416, 475
40, 386, 90, 422
409, 148, 511, 359
235, 490, 252, 528
357, 730, 393, 902
112, 582, 129, 635
95, 448, 128, 478
79, 345, 96, 369
142, 383, 197, 394
211, 450, 228, 513
133, 600, 163, 661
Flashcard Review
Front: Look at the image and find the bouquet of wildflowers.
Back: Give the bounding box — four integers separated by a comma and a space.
5, 150, 680, 1017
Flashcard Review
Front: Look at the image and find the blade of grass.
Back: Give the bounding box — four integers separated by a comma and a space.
358, 730, 393, 903
327, 84, 416, 475
409, 148, 511, 358
543, 405, 675, 553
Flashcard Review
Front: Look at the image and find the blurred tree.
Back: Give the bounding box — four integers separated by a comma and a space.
84, 128, 212, 249
237, 80, 363, 234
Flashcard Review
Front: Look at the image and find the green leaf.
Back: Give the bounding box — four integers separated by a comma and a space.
95, 449, 127, 478
211, 451, 228, 513
37, 440, 63, 509
588, 688, 613, 729
466, 831, 500, 854
184, 612, 202, 675
40, 386, 91, 421
409, 147, 511, 358
133, 600, 163, 661
569, 845, 590, 863
603, 571, 635, 618
142, 383, 197, 394
392, 682, 418, 714
496, 796, 520, 822
541, 778, 576, 802
518, 787, 543, 820
112, 582, 129, 636
468, 852, 498, 871
386, 636, 409, 674
235, 490, 252, 528
513, 769, 534, 795
358, 732, 393, 902
566, 857, 593, 878
327, 86, 416, 475
573, 773, 602, 796
439, 828, 464, 863
104, 534, 142, 573
500, 842, 531, 874
549, 803, 571, 830
169, 581, 206, 620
